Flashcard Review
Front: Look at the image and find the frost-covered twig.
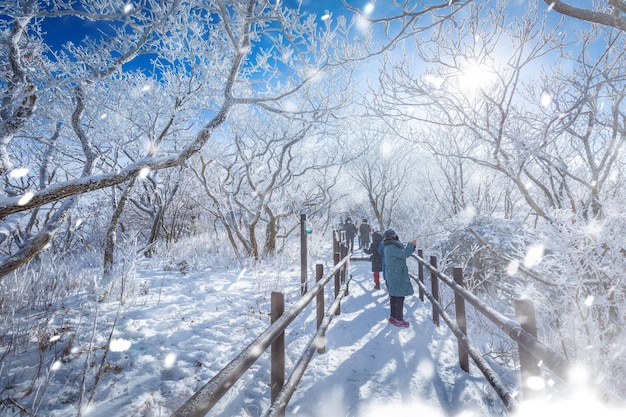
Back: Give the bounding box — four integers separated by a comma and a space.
77, 297, 98, 417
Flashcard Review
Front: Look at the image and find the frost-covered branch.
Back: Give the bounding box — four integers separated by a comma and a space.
544, 0, 626, 31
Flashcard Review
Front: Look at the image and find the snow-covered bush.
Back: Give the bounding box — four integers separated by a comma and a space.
433, 214, 536, 294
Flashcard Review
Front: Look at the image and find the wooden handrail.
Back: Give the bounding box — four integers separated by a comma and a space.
172, 233, 566, 417
410, 253, 570, 381
411, 271, 517, 410
265, 271, 352, 417
171, 255, 350, 417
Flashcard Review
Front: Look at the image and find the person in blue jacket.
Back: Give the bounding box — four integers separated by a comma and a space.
382, 228, 416, 328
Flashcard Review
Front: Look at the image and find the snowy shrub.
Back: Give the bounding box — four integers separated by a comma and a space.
433, 214, 536, 294
157, 231, 242, 271
526, 211, 626, 400
425, 209, 626, 402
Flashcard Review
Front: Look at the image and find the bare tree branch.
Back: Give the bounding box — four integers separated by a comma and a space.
544, 0, 626, 31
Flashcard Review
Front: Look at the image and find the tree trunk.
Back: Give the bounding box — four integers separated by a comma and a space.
103, 179, 136, 281
264, 206, 277, 254
144, 206, 164, 258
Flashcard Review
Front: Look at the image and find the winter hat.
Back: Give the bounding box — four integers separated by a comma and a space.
383, 228, 397, 239
362, 218, 368, 223
346, 217, 352, 222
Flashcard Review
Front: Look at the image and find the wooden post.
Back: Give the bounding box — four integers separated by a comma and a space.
334, 250, 340, 316
515, 298, 541, 400
430, 256, 440, 327
418, 249, 424, 302
453, 267, 469, 373
340, 245, 348, 285
343, 245, 350, 296
270, 291, 285, 410
316, 264, 325, 353
300, 213, 307, 296
335, 244, 348, 315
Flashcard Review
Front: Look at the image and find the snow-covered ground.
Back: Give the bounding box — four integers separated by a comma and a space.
3, 248, 625, 416
280, 262, 503, 417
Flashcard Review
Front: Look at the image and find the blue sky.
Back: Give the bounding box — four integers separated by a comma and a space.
40, 1, 366, 42
36, 1, 590, 78
38, 1, 369, 73
290, 0, 364, 15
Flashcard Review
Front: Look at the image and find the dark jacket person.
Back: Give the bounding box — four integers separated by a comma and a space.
364, 230, 383, 290
343, 217, 358, 252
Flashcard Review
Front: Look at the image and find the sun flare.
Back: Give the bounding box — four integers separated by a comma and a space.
457, 61, 495, 93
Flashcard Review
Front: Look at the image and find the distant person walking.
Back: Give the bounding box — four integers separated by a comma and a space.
343, 217, 358, 253
364, 230, 384, 290
358, 218, 371, 250
382, 228, 416, 328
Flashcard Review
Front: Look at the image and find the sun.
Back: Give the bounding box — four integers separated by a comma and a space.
457, 60, 496, 94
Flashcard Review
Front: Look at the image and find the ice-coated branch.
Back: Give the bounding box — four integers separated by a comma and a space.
545, 0, 626, 31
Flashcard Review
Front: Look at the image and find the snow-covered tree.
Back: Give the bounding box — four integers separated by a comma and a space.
0, 0, 473, 278
373, 0, 626, 398
190, 100, 350, 261
345, 126, 418, 232
0, 1, 357, 277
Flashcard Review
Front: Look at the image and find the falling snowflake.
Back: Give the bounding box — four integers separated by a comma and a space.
139, 167, 151, 179
9, 167, 29, 178
110, 338, 132, 352
18, 192, 34, 206
523, 244, 544, 268
540, 91, 553, 108
507, 259, 520, 276
164, 352, 177, 369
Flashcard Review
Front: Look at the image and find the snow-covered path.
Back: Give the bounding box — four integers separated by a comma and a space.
18, 254, 506, 417
283, 261, 502, 417
18, 251, 621, 416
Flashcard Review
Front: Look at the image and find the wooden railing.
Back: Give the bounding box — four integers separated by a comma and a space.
171, 231, 571, 416
410, 250, 570, 412
171, 232, 350, 417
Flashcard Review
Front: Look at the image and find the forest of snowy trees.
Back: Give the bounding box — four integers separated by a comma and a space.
1, 0, 626, 414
